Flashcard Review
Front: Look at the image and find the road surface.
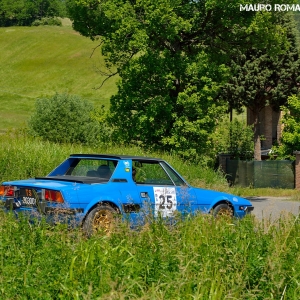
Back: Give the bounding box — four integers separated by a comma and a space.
247, 196, 300, 220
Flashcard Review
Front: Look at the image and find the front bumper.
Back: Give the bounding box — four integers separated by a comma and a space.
243, 206, 254, 213
234, 205, 254, 218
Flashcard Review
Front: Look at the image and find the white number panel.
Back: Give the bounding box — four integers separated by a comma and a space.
153, 187, 177, 217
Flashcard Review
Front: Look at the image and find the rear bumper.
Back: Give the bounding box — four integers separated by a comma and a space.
0, 197, 84, 226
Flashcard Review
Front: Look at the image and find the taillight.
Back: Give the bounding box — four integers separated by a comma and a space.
0, 186, 4, 196
0, 185, 15, 197
44, 189, 64, 203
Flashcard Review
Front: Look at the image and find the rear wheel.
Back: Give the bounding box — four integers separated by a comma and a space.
213, 203, 233, 218
83, 204, 118, 236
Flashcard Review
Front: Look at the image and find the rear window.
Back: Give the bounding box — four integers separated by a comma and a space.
66, 159, 117, 179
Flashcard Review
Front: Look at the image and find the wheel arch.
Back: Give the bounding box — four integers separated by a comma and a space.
82, 200, 121, 224
211, 200, 234, 214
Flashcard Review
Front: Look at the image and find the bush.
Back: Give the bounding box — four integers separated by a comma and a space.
212, 118, 254, 160
28, 93, 102, 145
32, 17, 62, 26
271, 95, 300, 160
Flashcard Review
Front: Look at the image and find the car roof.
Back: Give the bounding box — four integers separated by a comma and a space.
70, 154, 164, 161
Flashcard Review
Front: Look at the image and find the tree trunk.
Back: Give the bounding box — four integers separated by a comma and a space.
264, 105, 273, 149
253, 108, 261, 161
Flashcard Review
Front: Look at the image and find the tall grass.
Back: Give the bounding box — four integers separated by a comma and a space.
1, 210, 300, 299
0, 131, 227, 190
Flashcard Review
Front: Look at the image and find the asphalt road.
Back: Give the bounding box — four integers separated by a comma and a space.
247, 196, 300, 220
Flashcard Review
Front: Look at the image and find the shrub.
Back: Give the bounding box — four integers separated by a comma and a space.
271, 95, 300, 160
28, 93, 102, 145
32, 17, 62, 26
212, 118, 254, 160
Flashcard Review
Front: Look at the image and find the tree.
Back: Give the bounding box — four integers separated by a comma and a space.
0, 0, 66, 26
67, 0, 292, 160
220, 13, 300, 160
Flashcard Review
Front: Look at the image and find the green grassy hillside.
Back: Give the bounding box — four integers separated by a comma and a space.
0, 21, 118, 132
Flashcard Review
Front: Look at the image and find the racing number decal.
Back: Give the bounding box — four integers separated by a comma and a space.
154, 187, 177, 217
159, 195, 173, 209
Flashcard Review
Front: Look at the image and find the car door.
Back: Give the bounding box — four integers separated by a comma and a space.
160, 161, 197, 214
133, 160, 197, 218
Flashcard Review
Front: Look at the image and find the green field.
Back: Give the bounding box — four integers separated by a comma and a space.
0, 20, 118, 132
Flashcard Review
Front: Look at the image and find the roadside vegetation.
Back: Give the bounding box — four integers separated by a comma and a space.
0, 131, 227, 190
1, 131, 300, 299
1, 204, 300, 299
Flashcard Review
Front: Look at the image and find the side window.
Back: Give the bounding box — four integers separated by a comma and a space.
161, 162, 186, 186
133, 161, 173, 185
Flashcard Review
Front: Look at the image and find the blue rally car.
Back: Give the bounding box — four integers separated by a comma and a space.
0, 154, 254, 234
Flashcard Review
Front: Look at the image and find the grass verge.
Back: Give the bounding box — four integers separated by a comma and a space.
0, 210, 300, 299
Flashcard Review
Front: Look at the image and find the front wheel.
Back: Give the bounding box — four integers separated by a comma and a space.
83, 204, 118, 236
212, 203, 233, 218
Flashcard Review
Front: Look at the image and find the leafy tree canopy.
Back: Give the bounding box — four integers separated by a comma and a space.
67, 0, 293, 160
0, 0, 66, 26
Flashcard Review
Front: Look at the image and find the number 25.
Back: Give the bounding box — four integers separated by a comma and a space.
159, 195, 173, 209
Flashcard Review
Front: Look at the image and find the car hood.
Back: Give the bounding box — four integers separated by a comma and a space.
193, 187, 253, 206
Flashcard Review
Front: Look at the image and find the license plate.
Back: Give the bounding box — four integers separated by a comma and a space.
19, 188, 38, 207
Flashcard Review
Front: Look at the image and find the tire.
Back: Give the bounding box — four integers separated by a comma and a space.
83, 204, 118, 236
212, 203, 233, 218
